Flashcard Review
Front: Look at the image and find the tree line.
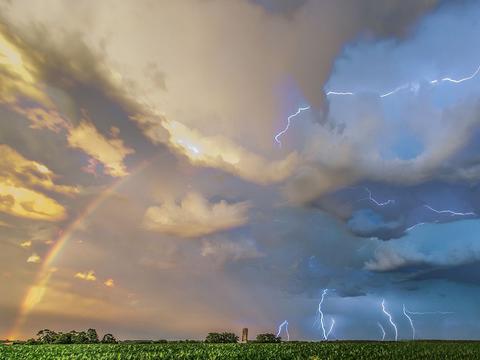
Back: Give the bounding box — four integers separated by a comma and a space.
205, 332, 282, 343
24, 328, 116, 345
12, 329, 283, 345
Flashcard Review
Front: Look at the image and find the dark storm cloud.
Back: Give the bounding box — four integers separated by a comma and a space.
365, 220, 480, 273
311, 181, 479, 240
408, 262, 480, 285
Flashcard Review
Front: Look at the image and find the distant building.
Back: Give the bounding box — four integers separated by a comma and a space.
241, 328, 248, 343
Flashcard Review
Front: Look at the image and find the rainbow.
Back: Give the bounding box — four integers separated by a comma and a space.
8, 159, 152, 339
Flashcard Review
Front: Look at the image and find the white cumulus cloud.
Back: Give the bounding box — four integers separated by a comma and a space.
143, 192, 250, 238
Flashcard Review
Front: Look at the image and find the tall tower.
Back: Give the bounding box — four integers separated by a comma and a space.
241, 328, 248, 343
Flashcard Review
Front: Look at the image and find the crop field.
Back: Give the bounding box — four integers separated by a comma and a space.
2, 342, 480, 360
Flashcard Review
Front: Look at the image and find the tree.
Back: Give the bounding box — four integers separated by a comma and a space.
25, 338, 38, 345
256, 333, 281, 343
101, 333, 117, 344
36, 329, 58, 344
86, 328, 99, 343
71, 331, 89, 344
205, 332, 239, 343
54, 332, 72, 344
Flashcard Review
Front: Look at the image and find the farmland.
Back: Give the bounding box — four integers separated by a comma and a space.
2, 341, 480, 360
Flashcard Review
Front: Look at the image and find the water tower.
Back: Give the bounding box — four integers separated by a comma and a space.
241, 328, 248, 343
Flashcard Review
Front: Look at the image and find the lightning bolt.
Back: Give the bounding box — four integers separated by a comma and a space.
430, 64, 480, 84
424, 205, 476, 217
403, 306, 454, 340
361, 187, 395, 206
405, 310, 454, 315
406, 204, 474, 232
314, 289, 329, 340
405, 222, 427, 232
379, 84, 410, 98
381, 299, 398, 341
176, 139, 200, 154
276, 65, 480, 145
274, 106, 310, 146
377, 322, 386, 341
403, 304, 415, 340
326, 63, 480, 98
326, 91, 354, 96
326, 318, 335, 340
276, 320, 290, 341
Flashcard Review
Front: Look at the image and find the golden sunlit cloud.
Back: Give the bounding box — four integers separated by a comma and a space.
67, 121, 134, 177
0, 144, 78, 196
104, 278, 115, 288
74, 270, 97, 281
0, 30, 49, 106
11, 105, 69, 133
0, 27, 134, 181
0, 182, 66, 221
26, 253, 41, 263
162, 120, 299, 184
132, 115, 298, 184
0, 145, 76, 220
0, 27, 74, 154
143, 191, 250, 238
20, 240, 32, 248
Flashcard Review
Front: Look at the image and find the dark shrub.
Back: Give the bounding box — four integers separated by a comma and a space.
256, 333, 281, 343
101, 333, 117, 344
205, 332, 239, 343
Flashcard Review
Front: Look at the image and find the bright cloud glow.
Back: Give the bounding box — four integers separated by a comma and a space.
74, 270, 97, 282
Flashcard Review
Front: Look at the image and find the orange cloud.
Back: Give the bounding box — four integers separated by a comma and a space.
11, 105, 69, 133
104, 279, 115, 288
0, 182, 66, 221
74, 270, 97, 281
67, 121, 134, 177
0, 30, 49, 106
0, 144, 78, 196
0, 145, 76, 221
20, 240, 32, 248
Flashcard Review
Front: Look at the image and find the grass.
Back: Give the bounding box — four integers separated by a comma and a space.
2, 341, 480, 359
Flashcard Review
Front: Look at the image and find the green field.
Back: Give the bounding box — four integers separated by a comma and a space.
2, 342, 480, 360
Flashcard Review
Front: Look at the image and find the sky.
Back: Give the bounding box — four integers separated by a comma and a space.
1, 0, 480, 341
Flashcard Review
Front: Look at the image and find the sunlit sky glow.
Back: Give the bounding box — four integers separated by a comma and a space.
2, 0, 480, 341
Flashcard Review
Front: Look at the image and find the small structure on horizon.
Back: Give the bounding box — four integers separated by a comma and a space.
241, 328, 248, 343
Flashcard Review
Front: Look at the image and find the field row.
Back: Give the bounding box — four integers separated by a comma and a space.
2, 342, 480, 360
